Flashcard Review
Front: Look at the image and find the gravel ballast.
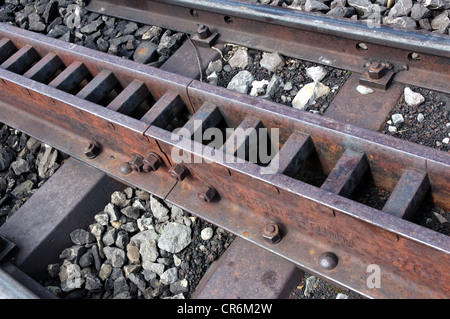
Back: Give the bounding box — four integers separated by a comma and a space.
43, 188, 235, 299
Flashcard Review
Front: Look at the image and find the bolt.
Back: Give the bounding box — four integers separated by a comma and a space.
169, 164, 189, 181
128, 154, 144, 172
368, 61, 385, 79
119, 162, 132, 175
197, 24, 210, 39
318, 252, 339, 270
262, 223, 281, 245
143, 152, 163, 173
198, 187, 217, 203
84, 141, 100, 159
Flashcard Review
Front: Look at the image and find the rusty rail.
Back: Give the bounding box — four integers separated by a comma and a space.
0, 23, 449, 298
86, 0, 450, 93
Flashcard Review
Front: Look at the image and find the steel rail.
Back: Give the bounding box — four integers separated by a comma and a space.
0, 23, 448, 298
86, 0, 450, 93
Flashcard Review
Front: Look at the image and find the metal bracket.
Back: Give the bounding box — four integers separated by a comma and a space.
358, 62, 395, 91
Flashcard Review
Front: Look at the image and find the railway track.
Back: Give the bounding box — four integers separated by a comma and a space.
0, 0, 449, 300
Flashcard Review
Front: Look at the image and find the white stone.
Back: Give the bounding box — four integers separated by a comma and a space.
417, 113, 424, 123
433, 212, 448, 224
306, 66, 327, 83
443, 137, 450, 144
292, 82, 330, 111
200, 227, 214, 241
388, 125, 397, 132
404, 87, 425, 107
336, 293, 349, 299
228, 48, 249, 69
356, 85, 374, 95
391, 113, 404, 125
250, 79, 269, 96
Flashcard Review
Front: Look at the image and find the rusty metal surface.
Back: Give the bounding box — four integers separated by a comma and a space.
0, 24, 448, 298
0, 158, 123, 280
325, 73, 403, 131
86, 0, 450, 93
192, 238, 303, 299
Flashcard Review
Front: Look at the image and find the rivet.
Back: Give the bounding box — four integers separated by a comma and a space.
318, 252, 339, 270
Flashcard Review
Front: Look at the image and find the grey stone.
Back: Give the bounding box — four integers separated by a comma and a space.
110, 191, 128, 208
391, 113, 404, 125
388, 0, 413, 18
70, 228, 95, 245
121, 221, 139, 233
91, 244, 102, 271
121, 206, 140, 219
142, 26, 163, 40
28, 12, 46, 32
170, 279, 189, 294
142, 269, 157, 281
133, 41, 158, 64
305, 0, 330, 11
229, 48, 250, 69
59, 245, 86, 263
113, 276, 129, 296
80, 18, 104, 34
115, 230, 129, 249
158, 222, 192, 253
11, 180, 34, 198
37, 146, 58, 179
94, 212, 109, 226
347, 0, 374, 14
11, 158, 31, 175
89, 223, 104, 241
136, 189, 151, 201
260, 52, 284, 73
103, 246, 126, 267
128, 273, 147, 292
410, 3, 431, 21
431, 11, 450, 33
227, 70, 254, 94
150, 196, 170, 222
130, 229, 159, 247
0, 146, 14, 171
304, 276, 319, 296
160, 267, 178, 285
418, 18, 432, 30
157, 31, 183, 56
102, 227, 117, 246
85, 273, 102, 292
419, 0, 448, 10
79, 252, 93, 268
123, 264, 141, 278
143, 261, 165, 275
206, 59, 223, 76
383, 16, 417, 29
43, 0, 59, 24
140, 238, 159, 264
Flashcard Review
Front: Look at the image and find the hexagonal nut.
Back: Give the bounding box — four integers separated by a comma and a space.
262, 223, 281, 244
169, 164, 189, 181
198, 187, 217, 203
84, 141, 100, 159
197, 25, 210, 39
128, 154, 144, 172
143, 153, 162, 172
368, 62, 385, 79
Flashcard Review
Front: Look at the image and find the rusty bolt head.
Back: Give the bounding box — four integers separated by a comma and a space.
197, 24, 210, 39
262, 223, 281, 244
143, 152, 162, 173
84, 141, 100, 159
119, 162, 132, 175
128, 154, 144, 172
368, 61, 385, 79
318, 252, 339, 270
169, 164, 189, 181
198, 187, 217, 203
